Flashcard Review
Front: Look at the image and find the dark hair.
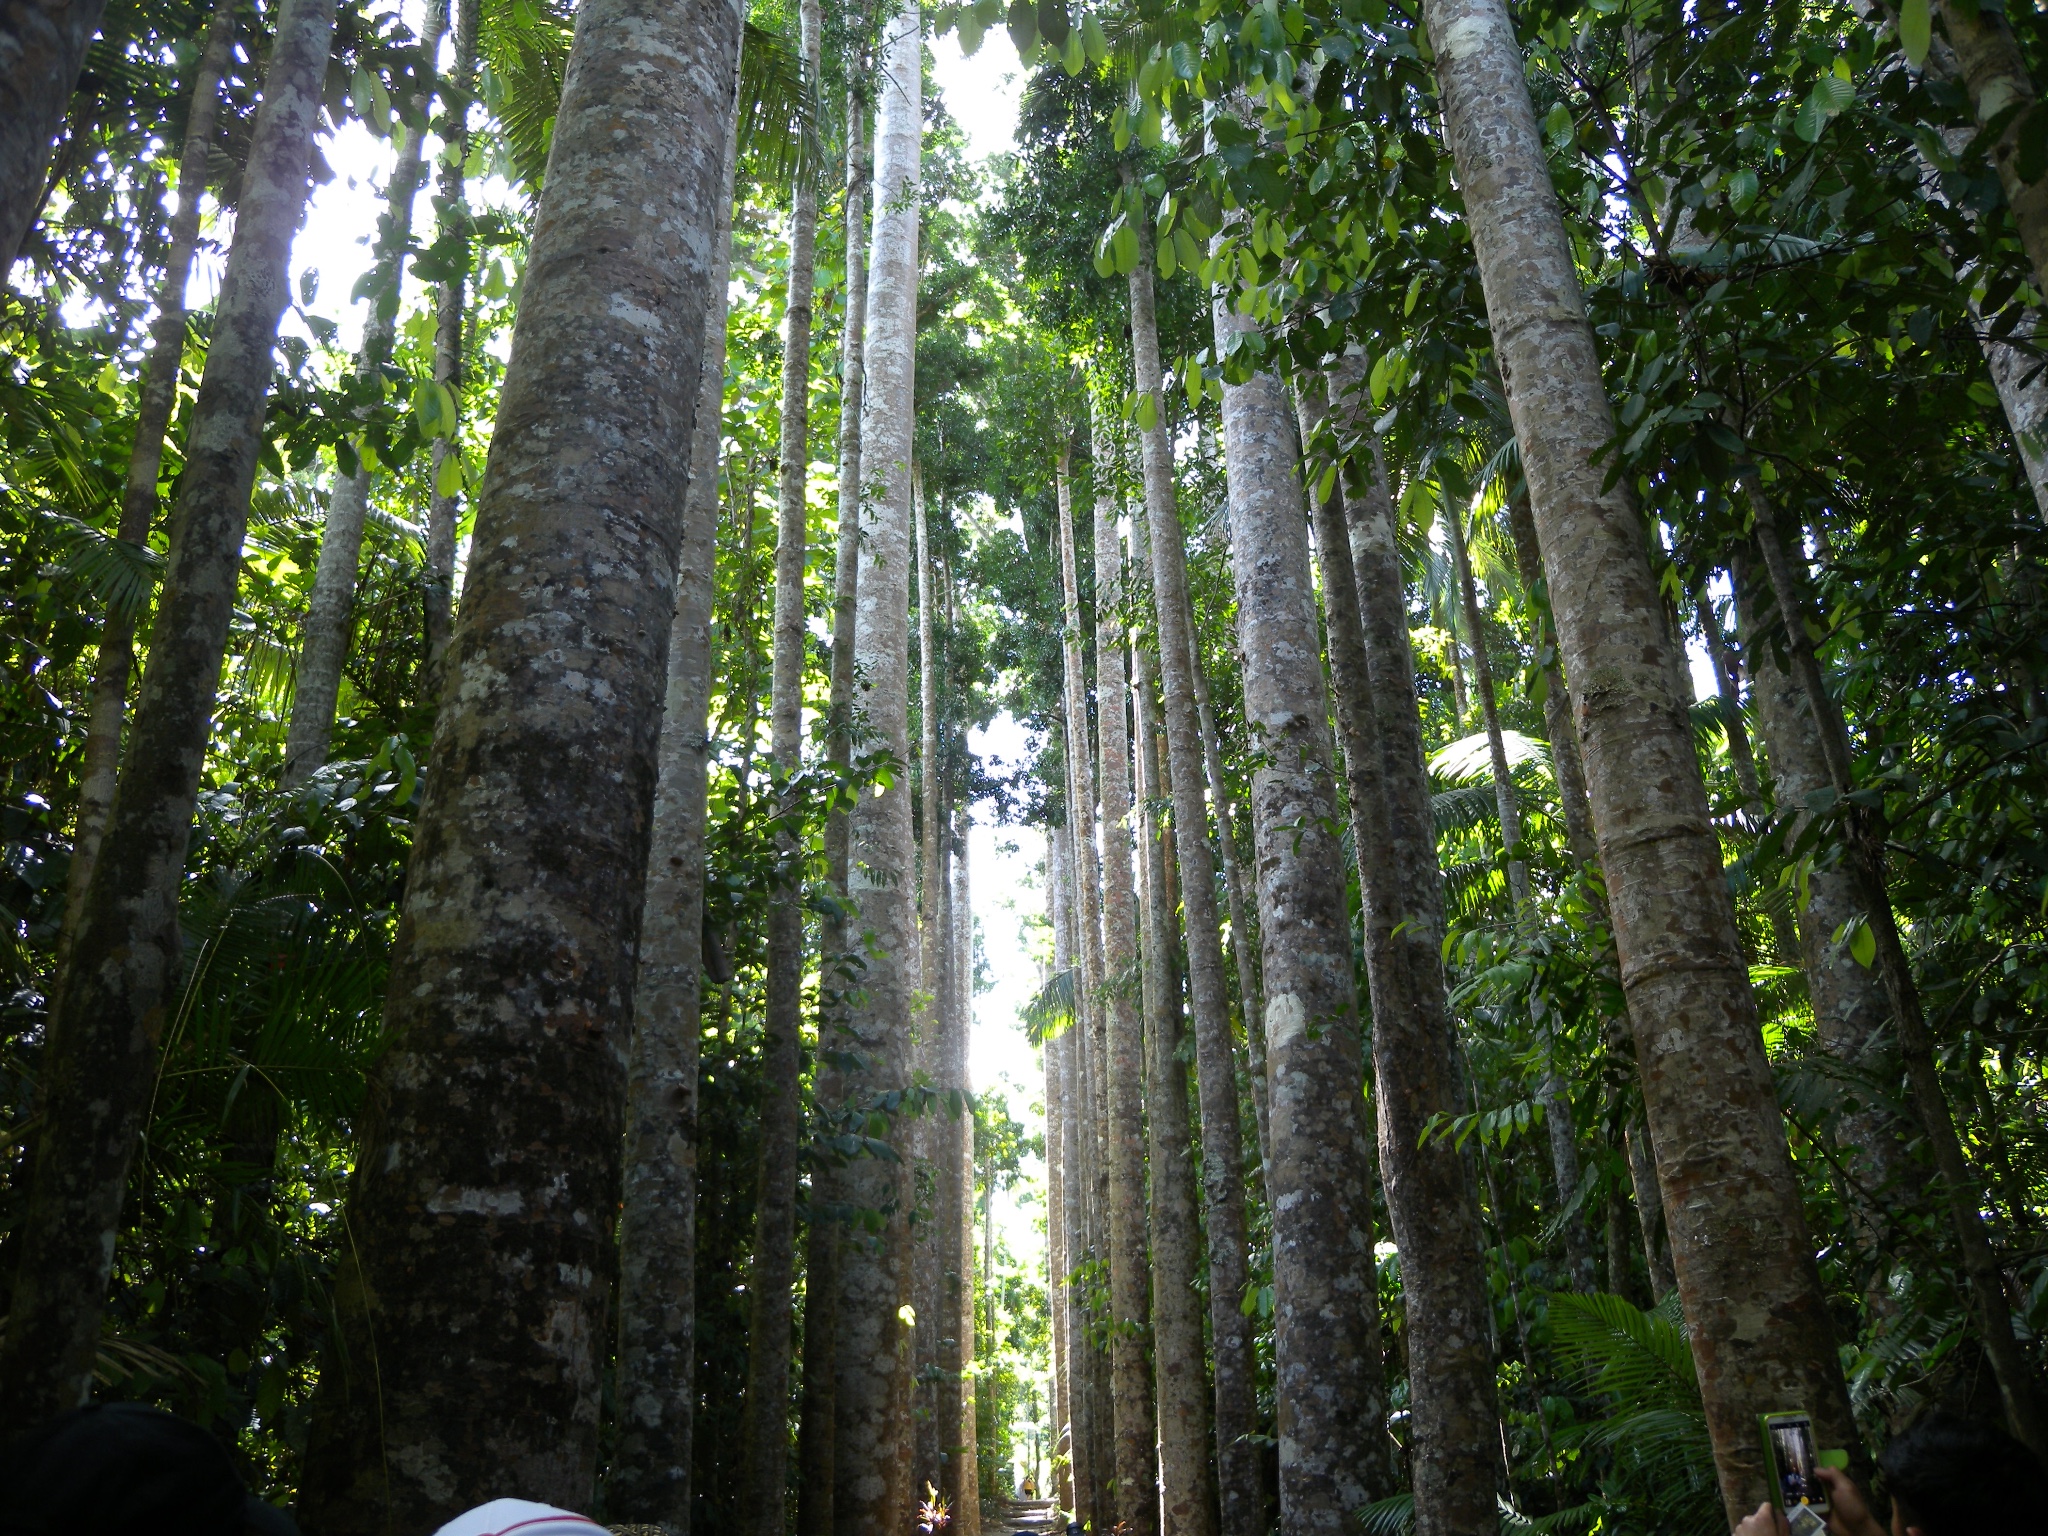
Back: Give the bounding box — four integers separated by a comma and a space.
1879, 1408, 2048, 1536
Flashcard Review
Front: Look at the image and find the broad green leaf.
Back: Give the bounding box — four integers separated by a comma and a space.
1061, 27, 1084, 73
1403, 272, 1423, 316
1900, 0, 1930, 65
435, 450, 464, 498
1173, 225, 1201, 273
958, 11, 985, 53
1849, 920, 1876, 969
1081, 13, 1108, 62
1726, 168, 1758, 211
1544, 101, 1572, 149
1136, 392, 1158, 430
1113, 222, 1139, 275
1156, 230, 1177, 277
1006, 0, 1038, 57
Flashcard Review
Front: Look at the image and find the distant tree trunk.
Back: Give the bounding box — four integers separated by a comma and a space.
947, 812, 981, 1534
0, 0, 340, 1429
1129, 618, 1219, 1536
289, 0, 744, 1519
1212, 334, 1385, 1536
1125, 227, 1263, 1536
609, 104, 736, 1532
1043, 848, 1074, 1519
0, 0, 111, 272
1323, 361, 1501, 1536
1091, 409, 1160, 1536
423, 0, 482, 667
740, 0, 822, 1510
1739, 510, 2046, 1455
834, 9, 921, 1528
1049, 828, 1095, 1527
60, 0, 235, 935
799, 54, 872, 1536
911, 468, 946, 1501
1425, 0, 1862, 1508
282, 8, 446, 787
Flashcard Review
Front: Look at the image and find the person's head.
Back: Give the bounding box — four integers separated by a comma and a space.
0, 1401, 298, 1536
1879, 1408, 2048, 1536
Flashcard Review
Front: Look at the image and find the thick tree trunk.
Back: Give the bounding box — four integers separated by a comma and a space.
1424, 0, 1860, 1510
1930, 1, 2048, 306
1212, 339, 1385, 1536
740, 0, 823, 1511
424, 0, 482, 667
290, 0, 743, 1520
1324, 362, 1501, 1536
60, 0, 234, 934
0, 0, 339, 1428
833, 11, 921, 1529
1130, 624, 1219, 1536
0, 0, 109, 273
282, 17, 445, 787
1125, 237, 1263, 1536
609, 104, 736, 1527
1090, 412, 1161, 1536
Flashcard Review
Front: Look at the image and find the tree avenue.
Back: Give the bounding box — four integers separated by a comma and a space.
1, 0, 2046, 1529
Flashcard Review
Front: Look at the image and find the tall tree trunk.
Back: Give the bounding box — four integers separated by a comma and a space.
1739, 510, 2046, 1454
0, 0, 110, 273
948, 810, 980, 1535
1125, 224, 1263, 1536
834, 10, 921, 1528
282, 12, 447, 787
740, 0, 823, 1510
1929, 1, 2048, 305
1130, 621, 1219, 1536
1324, 362, 1502, 1536
423, 0, 482, 667
60, 0, 235, 934
1211, 338, 1384, 1536
911, 468, 946, 1501
0, 0, 340, 1428
1050, 828, 1095, 1528
1044, 843, 1076, 1520
291, 0, 744, 1518
800, 54, 872, 1536
1091, 410, 1161, 1536
1423, 0, 1861, 1510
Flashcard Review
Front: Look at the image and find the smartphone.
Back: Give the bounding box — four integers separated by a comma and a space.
1760, 1411, 1830, 1535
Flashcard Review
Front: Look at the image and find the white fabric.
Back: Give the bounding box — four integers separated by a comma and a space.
429, 1498, 609, 1536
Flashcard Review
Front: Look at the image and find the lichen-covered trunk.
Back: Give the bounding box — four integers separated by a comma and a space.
1424, 0, 1860, 1509
1130, 626, 1219, 1536
60, 0, 235, 937
282, 19, 444, 787
1091, 411, 1161, 1536
0, 0, 109, 272
1213, 339, 1384, 1536
1126, 244, 1263, 1536
1325, 363, 1501, 1536
0, 0, 339, 1429
1930, 1, 2048, 305
289, 0, 742, 1520
424, 0, 482, 667
834, 11, 921, 1528
910, 473, 947, 1501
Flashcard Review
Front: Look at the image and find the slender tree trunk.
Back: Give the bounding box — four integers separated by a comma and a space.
0, 0, 112, 273
282, 13, 446, 787
60, 0, 234, 934
608, 94, 738, 1528
1045, 847, 1076, 1520
1130, 623, 1219, 1536
911, 468, 946, 1501
948, 811, 981, 1534
424, 0, 482, 667
1051, 828, 1096, 1528
1211, 336, 1385, 1536
291, 0, 743, 1518
1125, 228, 1263, 1536
1740, 507, 2047, 1454
834, 11, 921, 1529
0, 0, 340, 1428
1324, 361, 1502, 1536
1424, 0, 1860, 1509
1090, 409, 1160, 1536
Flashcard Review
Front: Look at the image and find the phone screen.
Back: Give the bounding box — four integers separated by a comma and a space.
1769, 1416, 1829, 1515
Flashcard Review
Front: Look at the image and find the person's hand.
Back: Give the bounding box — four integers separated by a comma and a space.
1736, 1502, 1787, 1536
1816, 1467, 1884, 1536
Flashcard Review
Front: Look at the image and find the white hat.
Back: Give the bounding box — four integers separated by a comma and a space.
430, 1498, 612, 1536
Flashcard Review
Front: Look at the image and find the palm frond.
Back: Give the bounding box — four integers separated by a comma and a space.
1548, 1290, 1701, 1410
1023, 965, 1076, 1043
1431, 783, 1498, 839
34, 508, 164, 623
738, 19, 826, 195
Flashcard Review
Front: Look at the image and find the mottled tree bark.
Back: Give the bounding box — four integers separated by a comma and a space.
1044, 847, 1076, 1519
1130, 624, 1219, 1536
0, 0, 107, 273
1050, 829, 1097, 1529
1324, 362, 1501, 1536
424, 0, 482, 667
1929, 0, 2048, 306
1125, 235, 1263, 1536
1091, 411, 1160, 1536
1212, 335, 1385, 1536
0, 0, 339, 1428
1423, 0, 1860, 1509
911, 470, 946, 1502
60, 0, 234, 936
834, 11, 920, 1530
291, 0, 743, 1519
283, 9, 446, 787
946, 814, 980, 1535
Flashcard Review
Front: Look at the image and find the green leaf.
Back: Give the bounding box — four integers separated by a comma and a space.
1113, 221, 1140, 274
1726, 168, 1758, 211
1794, 93, 1826, 143
1156, 229, 1177, 278
1035, 0, 1070, 49
1816, 72, 1855, 113
958, 11, 986, 53
1006, 0, 1038, 57
1061, 26, 1085, 73
434, 449, 464, 498
1173, 225, 1201, 274
1900, 0, 1930, 66
1081, 13, 1109, 62
1136, 392, 1158, 431
1403, 272, 1423, 316
1849, 920, 1877, 969
1543, 101, 1572, 149
1170, 40, 1196, 78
